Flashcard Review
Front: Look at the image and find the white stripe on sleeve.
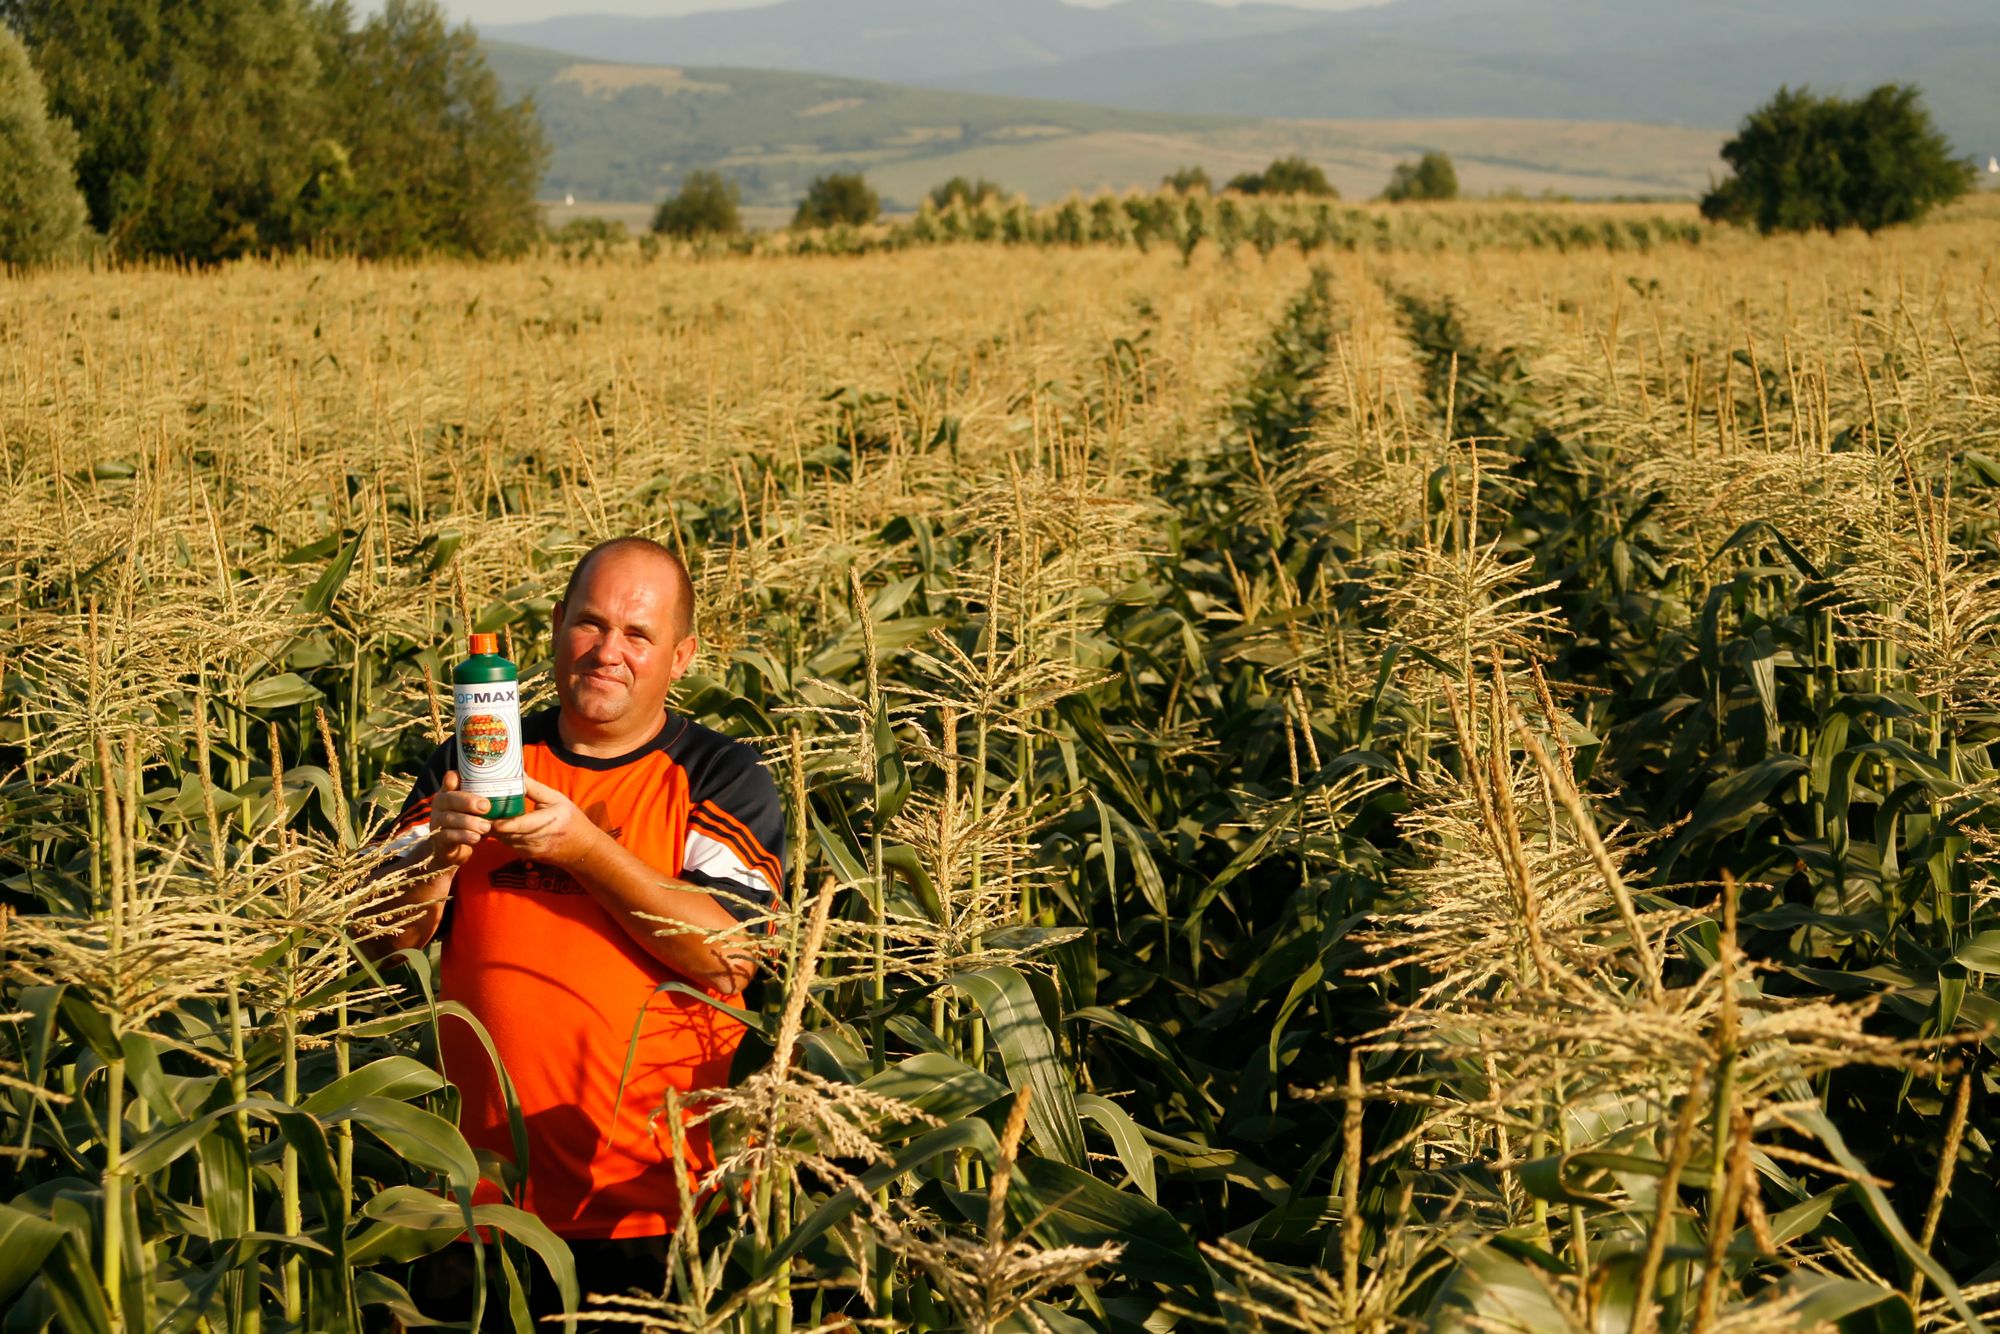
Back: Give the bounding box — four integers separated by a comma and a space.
683, 827, 778, 905
380, 822, 432, 864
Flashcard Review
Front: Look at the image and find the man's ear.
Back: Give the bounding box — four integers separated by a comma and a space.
671, 634, 699, 681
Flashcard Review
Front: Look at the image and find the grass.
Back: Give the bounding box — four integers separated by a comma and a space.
3, 209, 1999, 1331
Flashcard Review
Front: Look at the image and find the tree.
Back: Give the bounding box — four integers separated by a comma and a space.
928, 176, 1002, 209
1226, 155, 1335, 198
1701, 84, 1972, 234
3, 0, 543, 259
794, 172, 877, 228
1381, 151, 1458, 202
0, 24, 88, 263
653, 169, 742, 238
1162, 165, 1210, 194
4, 0, 323, 260
307, 0, 545, 258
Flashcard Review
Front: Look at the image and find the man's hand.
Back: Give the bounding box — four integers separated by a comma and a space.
489, 773, 758, 994
490, 773, 605, 869
428, 769, 496, 873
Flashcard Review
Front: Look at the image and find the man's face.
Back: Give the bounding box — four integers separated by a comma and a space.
551, 550, 695, 729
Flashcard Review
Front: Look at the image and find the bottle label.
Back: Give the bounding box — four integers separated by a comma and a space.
454, 681, 524, 798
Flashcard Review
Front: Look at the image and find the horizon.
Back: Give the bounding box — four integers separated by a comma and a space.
378, 0, 1386, 25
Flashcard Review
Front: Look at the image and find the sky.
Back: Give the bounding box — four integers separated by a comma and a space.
402, 0, 1377, 25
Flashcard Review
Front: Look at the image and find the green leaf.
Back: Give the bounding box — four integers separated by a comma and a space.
1727, 1187, 1843, 1258
872, 708, 911, 824
1075, 1093, 1157, 1201
1780, 1277, 1908, 1329
1952, 931, 2000, 972
1655, 756, 1807, 883
1059, 696, 1154, 825
999, 1302, 1097, 1334
300, 1055, 445, 1113
298, 526, 364, 615
194, 1093, 253, 1242
881, 842, 945, 923
1012, 1156, 1208, 1298
811, 811, 868, 888
1184, 752, 1380, 928
421, 527, 464, 577
28, 1223, 113, 1334
1095, 797, 1168, 919
1429, 1238, 1571, 1333
1517, 1149, 1628, 1208
0, 1203, 65, 1306
477, 1204, 579, 1334
948, 966, 1087, 1169
1070, 1005, 1216, 1134
422, 994, 533, 1198
348, 1187, 464, 1264
332, 1096, 480, 1190
1792, 1107, 1989, 1334
1140, 1127, 1288, 1202
860, 1051, 1009, 1128
57, 989, 122, 1063
240, 672, 324, 710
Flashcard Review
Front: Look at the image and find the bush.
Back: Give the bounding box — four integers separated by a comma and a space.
653, 169, 742, 238
0, 25, 88, 264
928, 175, 1003, 209
1226, 155, 1336, 198
794, 172, 878, 228
1701, 84, 1973, 234
1162, 165, 1211, 194
1381, 151, 1459, 202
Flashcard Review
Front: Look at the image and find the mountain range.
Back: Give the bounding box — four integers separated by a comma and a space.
486, 0, 1997, 157
485, 0, 1372, 83
485, 39, 1731, 212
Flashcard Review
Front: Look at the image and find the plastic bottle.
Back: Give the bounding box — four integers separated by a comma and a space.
453, 632, 525, 818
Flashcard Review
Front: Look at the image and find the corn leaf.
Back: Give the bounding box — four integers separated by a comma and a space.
948, 966, 1087, 1168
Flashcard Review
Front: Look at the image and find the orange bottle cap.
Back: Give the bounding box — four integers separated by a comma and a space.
468, 632, 499, 656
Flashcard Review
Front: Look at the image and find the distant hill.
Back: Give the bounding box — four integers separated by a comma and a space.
484, 41, 1726, 209
952, 0, 1998, 158
482, 0, 1361, 84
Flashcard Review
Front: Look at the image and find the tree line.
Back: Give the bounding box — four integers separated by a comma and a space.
0, 0, 544, 265
649, 153, 1463, 243
6, 22, 1976, 269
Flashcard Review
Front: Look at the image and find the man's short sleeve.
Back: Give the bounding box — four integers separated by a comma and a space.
682, 740, 785, 925
382, 739, 454, 862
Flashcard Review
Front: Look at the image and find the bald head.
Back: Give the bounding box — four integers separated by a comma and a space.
562, 537, 694, 641
551, 537, 699, 742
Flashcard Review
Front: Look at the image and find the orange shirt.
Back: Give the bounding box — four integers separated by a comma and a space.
390, 709, 784, 1238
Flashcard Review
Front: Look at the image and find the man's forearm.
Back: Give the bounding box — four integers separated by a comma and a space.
358, 860, 454, 963
567, 826, 758, 993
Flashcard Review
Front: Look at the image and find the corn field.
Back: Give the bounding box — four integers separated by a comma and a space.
3, 202, 1999, 1332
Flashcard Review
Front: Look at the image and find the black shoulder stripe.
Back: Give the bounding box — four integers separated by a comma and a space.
689, 804, 783, 883
666, 719, 787, 891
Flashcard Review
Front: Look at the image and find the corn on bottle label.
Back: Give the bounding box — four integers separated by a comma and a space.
454, 682, 524, 798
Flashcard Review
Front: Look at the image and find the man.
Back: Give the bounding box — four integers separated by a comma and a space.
371, 537, 784, 1315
